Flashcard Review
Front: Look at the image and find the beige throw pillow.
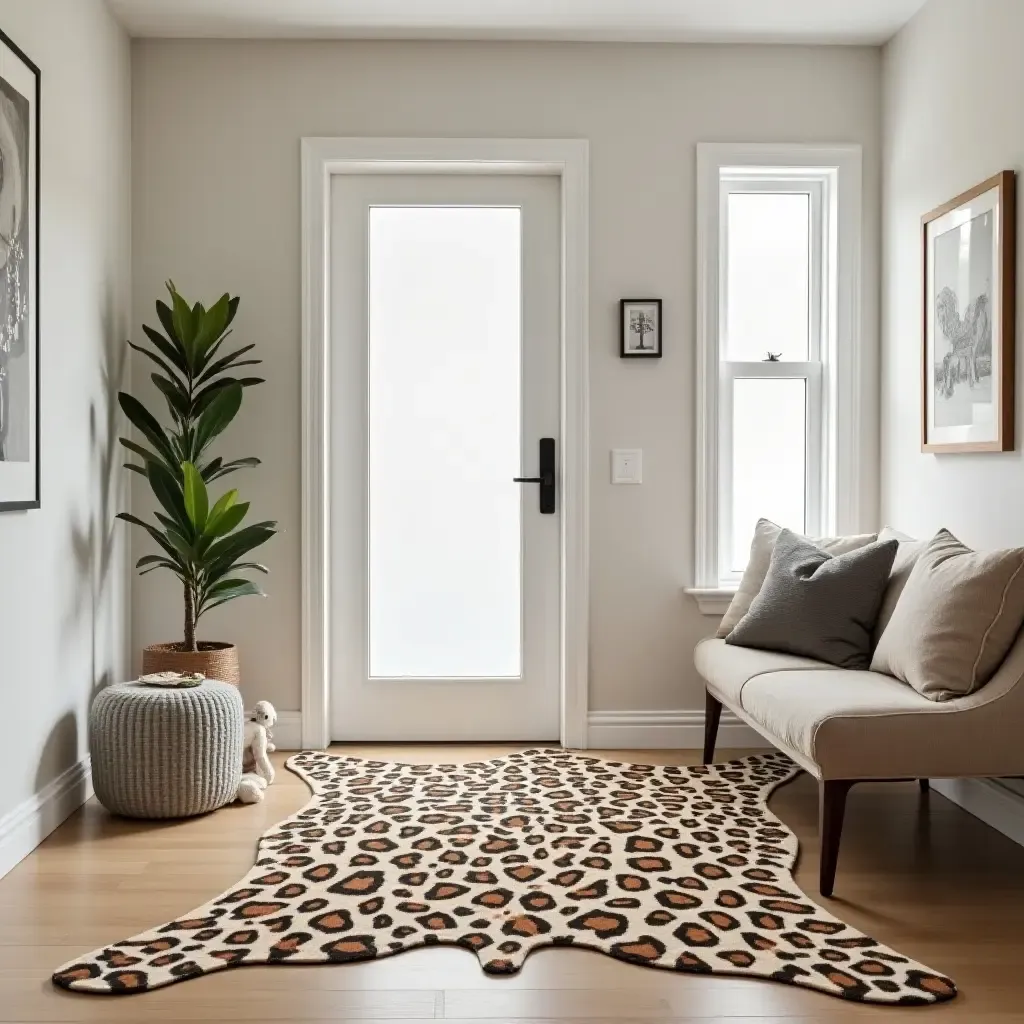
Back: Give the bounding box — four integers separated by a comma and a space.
871, 529, 1024, 701
715, 519, 877, 638
873, 527, 929, 643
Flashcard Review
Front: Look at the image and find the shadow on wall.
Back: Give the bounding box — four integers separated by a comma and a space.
34, 711, 81, 798
63, 289, 127, 756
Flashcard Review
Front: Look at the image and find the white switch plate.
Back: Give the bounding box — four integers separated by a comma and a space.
611, 449, 642, 484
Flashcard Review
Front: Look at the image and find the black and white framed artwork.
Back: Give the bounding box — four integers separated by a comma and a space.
620, 299, 662, 359
0, 29, 39, 510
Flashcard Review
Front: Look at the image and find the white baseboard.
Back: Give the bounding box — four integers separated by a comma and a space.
0, 757, 93, 882
272, 711, 303, 751
587, 709, 765, 750
932, 777, 1024, 849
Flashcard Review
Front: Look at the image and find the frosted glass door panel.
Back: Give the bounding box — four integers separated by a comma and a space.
368, 207, 522, 678
731, 377, 806, 571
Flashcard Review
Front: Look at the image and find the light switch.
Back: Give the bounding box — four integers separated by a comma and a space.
611, 449, 642, 484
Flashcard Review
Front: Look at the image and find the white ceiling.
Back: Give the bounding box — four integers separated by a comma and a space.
108, 0, 928, 45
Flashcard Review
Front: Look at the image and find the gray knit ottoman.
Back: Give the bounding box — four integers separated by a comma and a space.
90, 680, 243, 818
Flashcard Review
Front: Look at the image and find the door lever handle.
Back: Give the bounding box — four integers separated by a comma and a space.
512, 438, 556, 514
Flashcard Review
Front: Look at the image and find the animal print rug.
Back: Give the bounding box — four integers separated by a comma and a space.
52, 749, 956, 1004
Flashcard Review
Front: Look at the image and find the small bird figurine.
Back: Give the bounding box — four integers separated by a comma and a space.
765, 352, 782, 362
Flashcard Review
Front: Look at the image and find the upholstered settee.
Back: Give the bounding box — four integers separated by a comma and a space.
695, 629, 1024, 896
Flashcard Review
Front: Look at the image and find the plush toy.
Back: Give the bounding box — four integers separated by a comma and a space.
235, 772, 268, 804
242, 700, 277, 785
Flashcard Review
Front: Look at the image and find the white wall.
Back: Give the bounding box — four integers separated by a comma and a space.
131, 39, 881, 717
0, 1, 131, 824
882, 0, 1024, 801
882, 0, 1024, 546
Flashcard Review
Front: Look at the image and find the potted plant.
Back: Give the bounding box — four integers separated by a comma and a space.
117, 282, 277, 685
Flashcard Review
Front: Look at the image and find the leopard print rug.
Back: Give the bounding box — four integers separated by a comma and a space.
52, 749, 956, 1004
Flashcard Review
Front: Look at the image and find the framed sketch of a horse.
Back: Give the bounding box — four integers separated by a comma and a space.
922, 171, 1016, 453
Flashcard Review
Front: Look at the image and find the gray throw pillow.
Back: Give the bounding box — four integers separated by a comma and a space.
725, 530, 899, 670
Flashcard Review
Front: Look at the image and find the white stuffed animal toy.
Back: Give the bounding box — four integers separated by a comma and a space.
240, 700, 277, 793
236, 772, 268, 804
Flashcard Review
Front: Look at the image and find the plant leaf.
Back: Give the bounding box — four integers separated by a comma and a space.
127, 340, 183, 386
151, 373, 189, 419
204, 501, 248, 540
203, 522, 277, 578
147, 461, 193, 538
118, 393, 178, 469
193, 293, 232, 356
142, 324, 190, 377
182, 461, 209, 532
156, 297, 177, 341
195, 343, 257, 385
198, 579, 264, 616
192, 377, 264, 416
119, 436, 174, 471
192, 383, 243, 457
170, 285, 197, 356
116, 512, 188, 567
203, 456, 261, 481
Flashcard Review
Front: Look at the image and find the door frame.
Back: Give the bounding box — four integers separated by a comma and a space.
299, 137, 590, 750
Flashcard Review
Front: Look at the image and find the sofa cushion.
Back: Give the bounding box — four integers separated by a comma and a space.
725, 531, 898, 669
715, 519, 877, 638
694, 638, 831, 707
871, 528, 1024, 701
739, 668, 939, 772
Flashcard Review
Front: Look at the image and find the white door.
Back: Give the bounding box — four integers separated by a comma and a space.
330, 174, 562, 741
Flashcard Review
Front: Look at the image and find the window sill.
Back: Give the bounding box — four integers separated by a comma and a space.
684, 587, 737, 616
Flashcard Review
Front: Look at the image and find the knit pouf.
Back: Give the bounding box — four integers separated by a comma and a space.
90, 681, 244, 819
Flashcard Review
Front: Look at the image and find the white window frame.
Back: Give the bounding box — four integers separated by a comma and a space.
688, 144, 863, 614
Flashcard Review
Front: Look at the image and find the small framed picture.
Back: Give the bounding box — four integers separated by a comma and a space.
621, 299, 662, 359
922, 170, 1016, 453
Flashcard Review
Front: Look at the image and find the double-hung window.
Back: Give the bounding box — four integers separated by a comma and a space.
691, 145, 863, 611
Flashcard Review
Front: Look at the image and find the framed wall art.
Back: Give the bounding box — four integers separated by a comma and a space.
922, 170, 1016, 453
620, 299, 662, 358
0, 28, 39, 509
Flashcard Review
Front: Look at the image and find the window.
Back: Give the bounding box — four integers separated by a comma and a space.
691, 145, 863, 609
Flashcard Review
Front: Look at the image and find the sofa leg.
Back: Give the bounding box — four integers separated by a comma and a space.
703, 693, 722, 765
819, 780, 854, 898
919, 778, 930, 793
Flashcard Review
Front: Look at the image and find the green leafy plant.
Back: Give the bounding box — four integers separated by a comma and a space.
117, 282, 277, 652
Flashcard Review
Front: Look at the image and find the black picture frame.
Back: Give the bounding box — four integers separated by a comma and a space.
0, 26, 41, 511
620, 299, 662, 359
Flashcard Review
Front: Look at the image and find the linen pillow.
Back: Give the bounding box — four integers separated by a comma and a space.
871, 529, 1024, 701
716, 519, 878, 638
873, 527, 928, 644
725, 530, 899, 669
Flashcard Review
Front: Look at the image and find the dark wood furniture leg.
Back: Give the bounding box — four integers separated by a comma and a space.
919, 778, 930, 793
819, 779, 854, 897
703, 692, 722, 765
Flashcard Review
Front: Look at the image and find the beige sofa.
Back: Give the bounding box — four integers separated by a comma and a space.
695, 628, 1024, 896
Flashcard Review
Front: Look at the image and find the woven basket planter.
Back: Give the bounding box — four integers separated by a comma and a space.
142, 642, 240, 687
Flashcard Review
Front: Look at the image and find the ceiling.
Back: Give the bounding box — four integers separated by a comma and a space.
108, 0, 928, 45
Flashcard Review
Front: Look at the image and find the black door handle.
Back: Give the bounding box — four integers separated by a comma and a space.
513, 437, 556, 514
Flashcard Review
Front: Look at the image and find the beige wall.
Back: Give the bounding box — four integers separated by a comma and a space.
882, 0, 1024, 797
882, 0, 1024, 546
131, 39, 881, 717
0, 1, 131, 822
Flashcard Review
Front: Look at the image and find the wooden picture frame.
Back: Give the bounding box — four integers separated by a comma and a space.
922, 171, 1016, 453
0, 26, 40, 509
620, 299, 662, 358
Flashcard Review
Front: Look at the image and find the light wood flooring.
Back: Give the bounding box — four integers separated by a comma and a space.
2, 745, 1024, 1023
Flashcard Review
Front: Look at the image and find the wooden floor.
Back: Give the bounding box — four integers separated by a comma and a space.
3, 745, 1024, 1023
